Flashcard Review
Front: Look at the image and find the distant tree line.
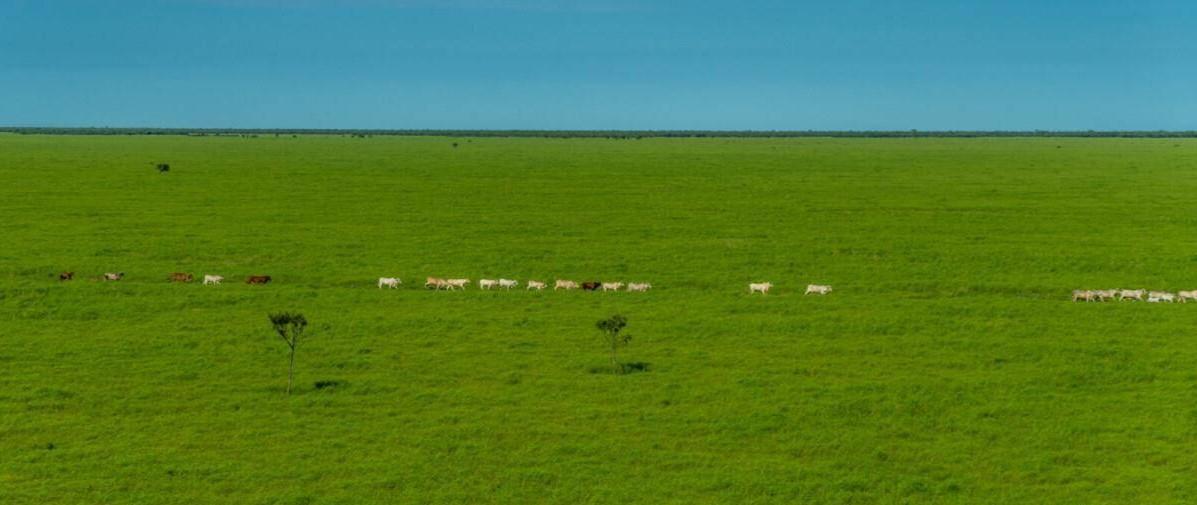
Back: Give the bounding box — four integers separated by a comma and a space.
2, 127, 1196, 138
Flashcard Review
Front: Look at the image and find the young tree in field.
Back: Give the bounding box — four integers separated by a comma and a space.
268, 312, 309, 395
596, 314, 632, 374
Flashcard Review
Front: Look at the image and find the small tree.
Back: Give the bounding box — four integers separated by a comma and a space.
596, 314, 632, 373
269, 312, 309, 394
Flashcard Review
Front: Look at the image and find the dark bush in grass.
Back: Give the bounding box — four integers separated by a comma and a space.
313, 380, 343, 390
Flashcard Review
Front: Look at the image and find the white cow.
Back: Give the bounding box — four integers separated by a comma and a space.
554, 280, 578, 291
1093, 289, 1118, 302
203, 275, 224, 285
1148, 291, 1175, 303
804, 284, 832, 295
1118, 289, 1145, 301
749, 282, 773, 294
425, 277, 448, 290
601, 282, 624, 292
626, 282, 651, 292
499, 279, 518, 290
446, 278, 471, 290
1072, 290, 1095, 302
479, 279, 498, 290
1178, 290, 1197, 303
527, 280, 547, 291
378, 277, 401, 289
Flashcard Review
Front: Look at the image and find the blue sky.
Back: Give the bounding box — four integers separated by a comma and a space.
1, 0, 1194, 130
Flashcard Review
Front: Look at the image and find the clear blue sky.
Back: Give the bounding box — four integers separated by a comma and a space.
2, 0, 1194, 130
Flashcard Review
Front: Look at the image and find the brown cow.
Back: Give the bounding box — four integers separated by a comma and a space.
169, 272, 194, 283
582, 281, 601, 291
246, 275, 272, 285
59, 271, 74, 281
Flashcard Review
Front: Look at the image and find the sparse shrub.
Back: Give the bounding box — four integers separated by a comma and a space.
595, 314, 633, 374
268, 312, 309, 395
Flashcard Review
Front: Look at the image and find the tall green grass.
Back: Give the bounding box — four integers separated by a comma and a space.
2, 134, 1196, 504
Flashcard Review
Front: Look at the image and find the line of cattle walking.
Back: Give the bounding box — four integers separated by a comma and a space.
57, 272, 270, 284
54, 271, 835, 295
1072, 289, 1197, 303
416, 278, 651, 292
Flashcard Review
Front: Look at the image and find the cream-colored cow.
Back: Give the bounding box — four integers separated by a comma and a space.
479, 279, 498, 290
750, 282, 773, 294
526, 280, 547, 290
554, 280, 579, 291
601, 282, 624, 291
203, 275, 224, 285
1177, 290, 1197, 303
1118, 289, 1145, 301
1148, 291, 1175, 303
378, 277, 401, 289
626, 282, 651, 292
804, 284, 832, 295
498, 279, 518, 290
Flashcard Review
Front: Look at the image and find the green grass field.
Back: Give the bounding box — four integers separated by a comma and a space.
2, 134, 1197, 504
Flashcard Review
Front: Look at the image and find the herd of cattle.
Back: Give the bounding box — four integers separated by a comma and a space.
56, 272, 270, 284
53, 271, 837, 295
1072, 289, 1197, 303
42, 272, 1197, 303
414, 278, 651, 291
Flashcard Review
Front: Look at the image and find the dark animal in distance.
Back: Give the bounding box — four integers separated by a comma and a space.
169, 272, 194, 283
155, 163, 170, 173
58, 271, 74, 281
582, 281, 602, 291
246, 275, 272, 285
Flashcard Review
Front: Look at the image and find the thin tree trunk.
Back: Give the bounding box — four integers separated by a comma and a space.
287, 346, 295, 394
610, 342, 619, 374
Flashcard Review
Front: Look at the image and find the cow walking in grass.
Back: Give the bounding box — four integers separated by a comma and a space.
527, 280, 546, 291
627, 282, 651, 292
601, 282, 624, 292
378, 277, 401, 289
479, 279, 499, 290
750, 282, 773, 294
554, 280, 578, 291
425, 277, 448, 290
446, 279, 471, 290
1148, 291, 1175, 303
203, 275, 224, 285
1178, 290, 1197, 303
499, 279, 518, 290
1118, 289, 1145, 301
805, 284, 832, 295
1072, 290, 1095, 302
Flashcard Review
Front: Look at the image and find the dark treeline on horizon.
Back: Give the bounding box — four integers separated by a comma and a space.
2, 127, 1196, 138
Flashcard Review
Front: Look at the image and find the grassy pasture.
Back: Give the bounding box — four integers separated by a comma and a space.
2, 134, 1197, 504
